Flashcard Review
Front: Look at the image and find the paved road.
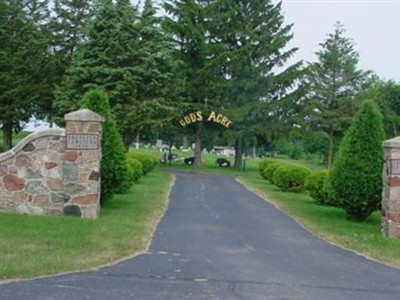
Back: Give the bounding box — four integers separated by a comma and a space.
1, 172, 400, 300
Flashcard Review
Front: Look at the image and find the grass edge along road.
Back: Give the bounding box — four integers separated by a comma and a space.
237, 172, 400, 270
0, 171, 174, 282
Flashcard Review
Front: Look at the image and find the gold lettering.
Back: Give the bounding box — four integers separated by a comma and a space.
196, 111, 203, 121
207, 111, 217, 122
216, 114, 223, 123
179, 119, 186, 127
189, 113, 197, 122
225, 120, 232, 128
184, 116, 191, 124
220, 116, 228, 126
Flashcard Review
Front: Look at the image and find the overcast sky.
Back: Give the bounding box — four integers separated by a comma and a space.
279, 0, 400, 82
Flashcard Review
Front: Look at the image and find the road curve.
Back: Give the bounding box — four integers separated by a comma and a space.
1, 172, 400, 300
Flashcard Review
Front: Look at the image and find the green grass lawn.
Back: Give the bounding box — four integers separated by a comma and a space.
0, 131, 31, 153
0, 171, 173, 281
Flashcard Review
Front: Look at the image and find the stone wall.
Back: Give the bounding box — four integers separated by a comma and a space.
382, 136, 400, 238
0, 109, 104, 219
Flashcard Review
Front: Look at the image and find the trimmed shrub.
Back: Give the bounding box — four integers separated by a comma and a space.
305, 170, 329, 204
329, 100, 385, 221
126, 152, 158, 175
258, 158, 275, 177
126, 157, 143, 183
81, 89, 130, 203
321, 173, 336, 207
262, 162, 286, 183
273, 164, 311, 192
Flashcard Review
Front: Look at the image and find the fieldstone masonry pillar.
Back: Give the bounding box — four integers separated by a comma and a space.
63, 109, 104, 219
382, 136, 400, 238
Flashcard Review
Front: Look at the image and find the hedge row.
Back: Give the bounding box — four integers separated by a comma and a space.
258, 159, 334, 204
126, 152, 158, 180
258, 159, 311, 192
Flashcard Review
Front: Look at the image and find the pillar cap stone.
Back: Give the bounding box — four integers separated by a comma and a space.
64, 109, 104, 123
383, 136, 400, 148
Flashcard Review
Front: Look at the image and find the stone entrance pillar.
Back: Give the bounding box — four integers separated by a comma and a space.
63, 109, 104, 219
382, 137, 400, 237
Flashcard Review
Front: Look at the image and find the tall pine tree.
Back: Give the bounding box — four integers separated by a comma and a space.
163, 0, 213, 166
206, 0, 302, 168
301, 22, 370, 168
0, 0, 50, 150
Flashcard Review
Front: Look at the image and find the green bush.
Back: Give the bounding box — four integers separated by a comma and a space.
305, 170, 329, 204
289, 143, 305, 160
126, 152, 158, 175
329, 100, 385, 221
81, 89, 130, 203
321, 173, 336, 207
126, 157, 143, 183
262, 162, 286, 183
273, 164, 311, 192
258, 159, 276, 178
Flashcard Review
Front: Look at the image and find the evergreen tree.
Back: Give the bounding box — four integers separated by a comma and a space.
81, 89, 130, 203
301, 22, 370, 169
329, 100, 385, 221
55, 0, 179, 149
117, 0, 181, 149
49, 0, 94, 109
54, 0, 140, 123
361, 79, 400, 138
207, 0, 302, 168
0, 0, 50, 150
163, 0, 212, 166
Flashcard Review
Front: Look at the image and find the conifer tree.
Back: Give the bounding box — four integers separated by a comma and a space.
329, 100, 385, 221
207, 0, 302, 168
54, 0, 179, 149
163, 0, 212, 166
0, 0, 50, 150
301, 22, 370, 169
81, 89, 130, 202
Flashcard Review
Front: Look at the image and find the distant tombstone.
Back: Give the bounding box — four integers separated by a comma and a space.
156, 139, 163, 148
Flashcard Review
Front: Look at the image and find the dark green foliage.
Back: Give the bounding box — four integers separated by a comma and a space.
273, 164, 311, 192
258, 159, 276, 178
305, 170, 329, 204
321, 173, 336, 207
0, 0, 50, 150
125, 157, 143, 183
126, 152, 158, 175
81, 89, 130, 203
361, 79, 400, 138
329, 100, 385, 221
55, 0, 179, 149
262, 162, 286, 184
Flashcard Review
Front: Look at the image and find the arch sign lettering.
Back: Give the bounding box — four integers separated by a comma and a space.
179, 111, 233, 128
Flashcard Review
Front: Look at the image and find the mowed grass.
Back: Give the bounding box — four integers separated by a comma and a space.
0, 171, 173, 281
0, 131, 31, 153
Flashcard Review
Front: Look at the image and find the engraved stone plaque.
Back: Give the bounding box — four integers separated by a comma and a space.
390, 159, 400, 175
66, 134, 99, 150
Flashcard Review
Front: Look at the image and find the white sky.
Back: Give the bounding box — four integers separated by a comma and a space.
279, 0, 400, 82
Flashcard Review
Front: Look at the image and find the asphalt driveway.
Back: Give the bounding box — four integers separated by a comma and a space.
1, 172, 400, 299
